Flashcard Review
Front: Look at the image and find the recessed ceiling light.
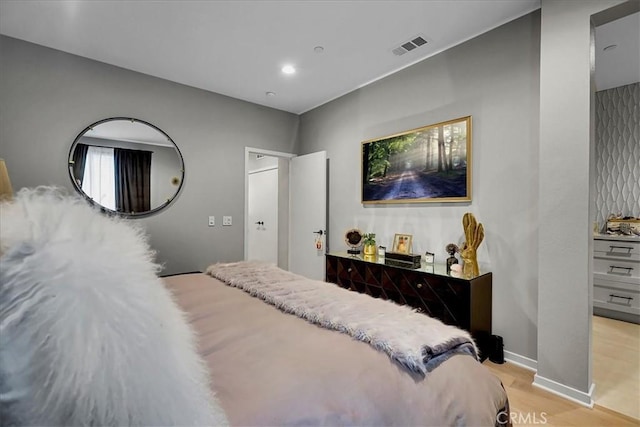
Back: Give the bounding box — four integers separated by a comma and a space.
314, 46, 324, 53
603, 44, 617, 52
281, 65, 296, 75
266, 91, 276, 97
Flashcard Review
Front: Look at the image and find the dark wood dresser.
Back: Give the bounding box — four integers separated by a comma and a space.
325, 252, 493, 359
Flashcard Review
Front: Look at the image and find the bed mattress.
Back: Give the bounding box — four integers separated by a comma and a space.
164, 273, 509, 426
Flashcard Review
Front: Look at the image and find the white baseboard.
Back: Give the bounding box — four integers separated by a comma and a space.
533, 374, 595, 407
502, 351, 594, 407
504, 350, 537, 371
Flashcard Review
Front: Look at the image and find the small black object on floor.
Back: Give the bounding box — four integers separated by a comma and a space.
489, 335, 504, 364
476, 333, 504, 363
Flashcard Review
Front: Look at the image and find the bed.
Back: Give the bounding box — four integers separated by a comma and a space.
163, 265, 510, 427
0, 188, 509, 426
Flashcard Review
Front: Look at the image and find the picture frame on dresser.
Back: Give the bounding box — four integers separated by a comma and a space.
392, 233, 413, 254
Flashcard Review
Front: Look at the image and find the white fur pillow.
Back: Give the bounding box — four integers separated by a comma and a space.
0, 187, 227, 426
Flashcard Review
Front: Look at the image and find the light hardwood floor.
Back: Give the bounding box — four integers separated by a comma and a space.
592, 315, 640, 420
484, 360, 639, 426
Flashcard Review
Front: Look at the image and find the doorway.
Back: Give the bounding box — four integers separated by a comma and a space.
244, 147, 328, 280
244, 147, 294, 270
590, 4, 639, 420
247, 157, 279, 264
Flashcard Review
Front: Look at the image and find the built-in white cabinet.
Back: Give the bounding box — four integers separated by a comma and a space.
593, 236, 640, 324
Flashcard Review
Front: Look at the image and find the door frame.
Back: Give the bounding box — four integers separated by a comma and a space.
244, 147, 296, 263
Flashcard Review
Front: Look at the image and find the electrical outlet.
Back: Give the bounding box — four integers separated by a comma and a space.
208, 216, 215, 227
223, 216, 232, 226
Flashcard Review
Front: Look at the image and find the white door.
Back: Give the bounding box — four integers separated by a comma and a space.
247, 168, 278, 264
289, 151, 327, 280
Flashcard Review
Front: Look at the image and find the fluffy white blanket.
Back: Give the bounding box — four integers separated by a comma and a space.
206, 261, 478, 375
0, 187, 227, 426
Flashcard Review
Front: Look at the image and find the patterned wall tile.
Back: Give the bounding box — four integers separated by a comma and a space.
595, 83, 640, 229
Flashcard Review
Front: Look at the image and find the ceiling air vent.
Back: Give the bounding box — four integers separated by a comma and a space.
392, 35, 428, 56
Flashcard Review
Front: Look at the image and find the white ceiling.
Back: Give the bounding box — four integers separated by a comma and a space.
594, 12, 640, 92
0, 1, 636, 114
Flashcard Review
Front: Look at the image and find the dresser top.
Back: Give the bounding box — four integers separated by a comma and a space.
594, 234, 640, 242
327, 251, 492, 280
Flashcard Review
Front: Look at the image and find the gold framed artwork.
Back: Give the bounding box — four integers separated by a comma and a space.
392, 234, 413, 254
361, 116, 472, 204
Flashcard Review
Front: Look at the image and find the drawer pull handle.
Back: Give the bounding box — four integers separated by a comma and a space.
607, 246, 634, 257
609, 245, 633, 252
347, 268, 352, 273
608, 265, 633, 275
417, 283, 423, 289
609, 294, 633, 302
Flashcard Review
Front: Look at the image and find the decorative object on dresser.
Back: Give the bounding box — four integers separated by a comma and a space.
424, 251, 435, 264
362, 233, 377, 256
593, 235, 639, 324
606, 214, 640, 237
392, 233, 413, 254
325, 252, 493, 360
450, 263, 463, 277
344, 228, 364, 254
385, 252, 422, 269
0, 158, 13, 200
445, 243, 459, 274
460, 212, 485, 278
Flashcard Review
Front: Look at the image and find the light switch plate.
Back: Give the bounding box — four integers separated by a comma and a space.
223, 216, 232, 226
208, 216, 215, 226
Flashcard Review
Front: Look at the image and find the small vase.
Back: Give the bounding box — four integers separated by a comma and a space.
363, 243, 376, 256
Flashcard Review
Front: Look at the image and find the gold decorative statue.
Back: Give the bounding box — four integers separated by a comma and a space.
460, 213, 484, 278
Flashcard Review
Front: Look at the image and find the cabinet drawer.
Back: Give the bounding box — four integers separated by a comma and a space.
594, 283, 640, 315
411, 277, 469, 327
593, 257, 639, 280
594, 239, 640, 261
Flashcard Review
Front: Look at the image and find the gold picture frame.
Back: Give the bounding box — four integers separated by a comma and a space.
362, 116, 472, 204
392, 234, 413, 254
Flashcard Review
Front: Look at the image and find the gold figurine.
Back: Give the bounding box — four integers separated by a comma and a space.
460, 213, 484, 278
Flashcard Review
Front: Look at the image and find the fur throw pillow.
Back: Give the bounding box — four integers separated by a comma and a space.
0, 187, 227, 426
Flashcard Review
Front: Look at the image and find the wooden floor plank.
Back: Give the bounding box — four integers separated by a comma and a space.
592, 315, 640, 420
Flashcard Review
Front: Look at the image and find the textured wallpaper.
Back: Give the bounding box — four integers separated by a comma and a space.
594, 82, 640, 229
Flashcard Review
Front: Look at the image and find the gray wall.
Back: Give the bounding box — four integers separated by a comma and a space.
299, 13, 541, 361
0, 35, 299, 275
594, 82, 640, 227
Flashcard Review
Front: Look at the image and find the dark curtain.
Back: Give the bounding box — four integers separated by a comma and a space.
72, 143, 89, 187
114, 148, 152, 213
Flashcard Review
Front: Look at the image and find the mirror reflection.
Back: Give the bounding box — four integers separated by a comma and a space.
68, 117, 184, 217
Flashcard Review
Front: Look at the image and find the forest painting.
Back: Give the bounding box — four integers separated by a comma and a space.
362, 116, 471, 203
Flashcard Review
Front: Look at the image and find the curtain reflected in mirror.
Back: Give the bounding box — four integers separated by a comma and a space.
69, 118, 184, 217
81, 145, 116, 210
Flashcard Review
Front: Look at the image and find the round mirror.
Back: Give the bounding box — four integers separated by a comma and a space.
68, 117, 184, 217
